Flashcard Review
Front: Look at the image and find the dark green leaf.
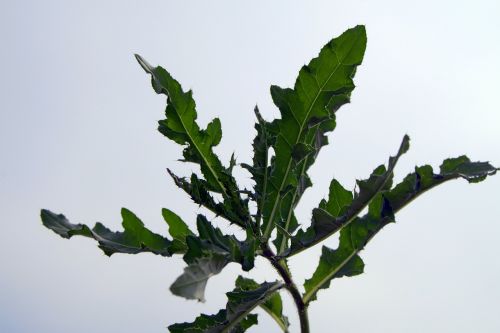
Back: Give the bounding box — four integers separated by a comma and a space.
290, 135, 409, 256
170, 215, 256, 301
169, 278, 282, 333
319, 179, 354, 216
303, 156, 497, 304
235, 276, 289, 332
303, 245, 365, 303
136, 54, 251, 229
386, 157, 497, 210
439, 156, 498, 183
169, 310, 228, 333
136, 55, 226, 193
168, 170, 250, 229
241, 106, 275, 232
185, 215, 256, 271
41, 208, 172, 256
261, 25, 367, 245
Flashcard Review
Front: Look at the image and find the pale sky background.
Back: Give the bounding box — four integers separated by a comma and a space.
1, 1, 499, 332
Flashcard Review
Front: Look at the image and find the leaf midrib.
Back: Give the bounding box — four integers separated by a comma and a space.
172, 97, 229, 198
288, 135, 409, 257
220, 283, 283, 333
303, 250, 357, 304
277, 135, 313, 254
302, 173, 463, 304
264, 35, 362, 240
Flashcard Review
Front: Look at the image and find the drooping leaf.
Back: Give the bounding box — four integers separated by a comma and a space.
162, 208, 195, 254
170, 255, 227, 302
41, 208, 172, 256
169, 278, 283, 333
290, 135, 410, 256
170, 215, 256, 301
136, 54, 251, 229
185, 215, 256, 271
235, 276, 289, 332
260, 25, 368, 250
302, 156, 497, 304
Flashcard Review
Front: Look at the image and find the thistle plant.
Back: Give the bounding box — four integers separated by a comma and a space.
41, 25, 498, 333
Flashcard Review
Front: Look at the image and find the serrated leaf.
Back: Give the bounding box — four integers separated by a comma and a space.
319, 179, 354, 216
169, 278, 282, 333
171, 215, 256, 301
41, 208, 172, 256
241, 106, 275, 232
169, 312, 258, 333
162, 208, 195, 254
303, 156, 497, 304
136, 55, 226, 192
261, 25, 367, 249
136, 55, 251, 229
303, 245, 365, 303
186, 215, 256, 271
290, 135, 409, 256
235, 276, 289, 332
439, 156, 498, 183
168, 170, 250, 229
386, 157, 497, 209
168, 310, 233, 333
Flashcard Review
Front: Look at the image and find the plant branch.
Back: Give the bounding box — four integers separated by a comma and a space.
262, 244, 309, 333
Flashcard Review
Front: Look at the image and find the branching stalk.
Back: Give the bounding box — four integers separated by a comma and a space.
263, 244, 310, 333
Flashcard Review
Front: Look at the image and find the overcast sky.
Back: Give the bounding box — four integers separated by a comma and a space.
1, 1, 499, 332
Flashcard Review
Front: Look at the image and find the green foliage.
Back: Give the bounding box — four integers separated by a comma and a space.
261, 26, 367, 255
41, 208, 173, 256
41, 25, 498, 332
235, 276, 290, 332
169, 278, 282, 333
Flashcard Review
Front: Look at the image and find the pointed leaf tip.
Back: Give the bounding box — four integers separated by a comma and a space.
290, 135, 409, 256
134, 54, 154, 73
261, 26, 368, 243
401, 134, 411, 154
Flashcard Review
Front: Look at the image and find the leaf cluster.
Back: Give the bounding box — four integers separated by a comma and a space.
41, 25, 498, 332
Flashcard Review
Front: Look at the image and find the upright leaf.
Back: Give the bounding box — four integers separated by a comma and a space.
41, 208, 172, 256
303, 157, 497, 304
169, 278, 283, 333
261, 26, 368, 249
136, 55, 251, 228
241, 106, 275, 232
